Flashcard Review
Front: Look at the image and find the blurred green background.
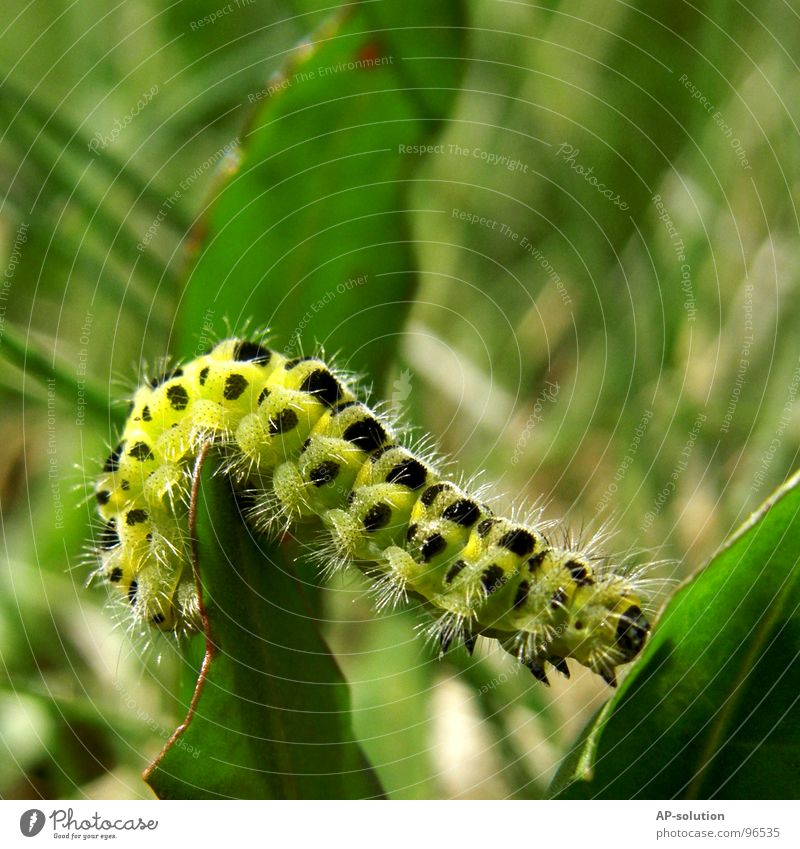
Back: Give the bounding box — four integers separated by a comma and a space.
1, 0, 799, 799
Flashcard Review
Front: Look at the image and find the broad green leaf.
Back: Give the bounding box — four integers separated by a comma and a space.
144, 451, 385, 799
175, 0, 466, 380
550, 469, 800, 799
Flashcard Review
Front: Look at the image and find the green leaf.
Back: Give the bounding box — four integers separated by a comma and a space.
175, 0, 466, 380
144, 449, 385, 799
550, 469, 800, 799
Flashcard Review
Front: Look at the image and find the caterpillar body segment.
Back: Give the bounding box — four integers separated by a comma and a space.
92, 338, 650, 684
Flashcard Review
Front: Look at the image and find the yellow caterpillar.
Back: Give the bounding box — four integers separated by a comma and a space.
92, 338, 650, 686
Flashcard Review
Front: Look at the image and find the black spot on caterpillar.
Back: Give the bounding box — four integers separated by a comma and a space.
103, 443, 123, 472
233, 340, 272, 364
91, 338, 650, 685
149, 367, 183, 389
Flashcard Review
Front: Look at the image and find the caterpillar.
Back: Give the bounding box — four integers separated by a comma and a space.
91, 338, 650, 687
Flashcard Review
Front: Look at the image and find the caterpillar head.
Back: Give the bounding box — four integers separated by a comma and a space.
555, 581, 650, 684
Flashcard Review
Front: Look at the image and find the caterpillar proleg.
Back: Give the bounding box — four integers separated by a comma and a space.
91, 338, 650, 686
